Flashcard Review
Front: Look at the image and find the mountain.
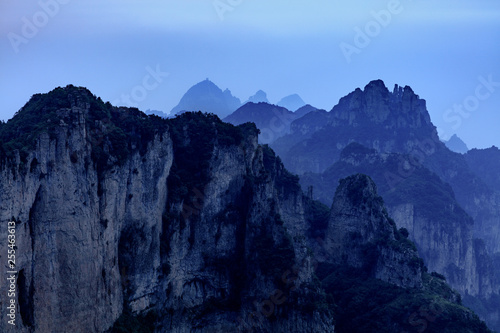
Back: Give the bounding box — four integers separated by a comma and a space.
170, 79, 241, 118
223, 102, 316, 145
271, 80, 500, 256
444, 134, 469, 153
271, 80, 500, 332
246, 89, 269, 103
277, 93, 306, 111
224, 102, 295, 144
465, 146, 500, 193
0, 85, 492, 332
272, 80, 435, 174
294, 104, 318, 118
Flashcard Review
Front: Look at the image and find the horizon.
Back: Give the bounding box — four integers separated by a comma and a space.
1, 0, 499, 149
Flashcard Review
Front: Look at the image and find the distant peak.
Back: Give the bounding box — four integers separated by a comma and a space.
445, 134, 469, 154
277, 94, 306, 111
170, 79, 241, 118
247, 90, 269, 104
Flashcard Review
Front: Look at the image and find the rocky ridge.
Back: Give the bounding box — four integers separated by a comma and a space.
0, 86, 492, 332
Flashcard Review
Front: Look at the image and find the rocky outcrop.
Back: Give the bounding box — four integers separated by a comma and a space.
324, 174, 423, 289
0, 94, 173, 332
300, 143, 500, 332
0, 87, 332, 332
272, 80, 437, 174
0, 86, 493, 332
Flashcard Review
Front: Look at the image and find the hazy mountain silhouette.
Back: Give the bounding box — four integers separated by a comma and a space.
444, 134, 469, 153
170, 79, 241, 118
277, 93, 306, 111
224, 102, 316, 144
246, 90, 269, 104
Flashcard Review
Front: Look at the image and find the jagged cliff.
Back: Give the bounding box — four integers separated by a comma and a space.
322, 174, 423, 289
300, 142, 500, 332
0, 86, 492, 332
0, 87, 332, 332
272, 80, 500, 331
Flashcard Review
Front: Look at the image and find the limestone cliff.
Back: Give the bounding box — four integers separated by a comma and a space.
0, 87, 332, 332
323, 174, 423, 289
0, 86, 492, 333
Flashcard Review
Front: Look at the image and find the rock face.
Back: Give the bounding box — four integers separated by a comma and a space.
170, 79, 241, 118
324, 174, 423, 289
272, 81, 436, 174
0, 87, 333, 332
0, 88, 174, 332
0, 86, 493, 333
300, 142, 500, 332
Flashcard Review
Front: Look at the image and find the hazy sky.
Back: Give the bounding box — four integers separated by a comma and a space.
1, 0, 499, 148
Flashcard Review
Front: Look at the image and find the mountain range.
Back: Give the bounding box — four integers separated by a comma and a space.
0, 83, 497, 332
169, 79, 307, 119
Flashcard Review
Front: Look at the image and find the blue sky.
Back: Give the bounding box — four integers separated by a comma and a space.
1, 0, 499, 148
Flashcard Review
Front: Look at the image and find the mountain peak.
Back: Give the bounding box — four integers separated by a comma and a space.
445, 134, 469, 154
365, 79, 388, 91
246, 90, 269, 104
325, 173, 423, 288
277, 93, 306, 111
170, 80, 241, 118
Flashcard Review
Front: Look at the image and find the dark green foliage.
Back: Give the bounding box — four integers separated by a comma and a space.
261, 144, 301, 193
165, 111, 247, 205
0, 85, 170, 174
316, 264, 492, 333
0, 87, 74, 162
463, 294, 500, 333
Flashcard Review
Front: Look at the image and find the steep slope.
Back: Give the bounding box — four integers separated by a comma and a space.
0, 86, 173, 332
314, 174, 491, 333
465, 146, 500, 193
300, 143, 500, 332
0, 86, 493, 332
272, 80, 435, 174
323, 174, 424, 288
170, 79, 241, 118
272, 79, 500, 266
0, 87, 332, 332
